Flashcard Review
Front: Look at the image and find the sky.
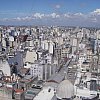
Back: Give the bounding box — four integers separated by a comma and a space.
0, 0, 100, 27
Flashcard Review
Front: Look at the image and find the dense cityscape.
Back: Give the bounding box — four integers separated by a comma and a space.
0, 26, 99, 100
1, 0, 100, 100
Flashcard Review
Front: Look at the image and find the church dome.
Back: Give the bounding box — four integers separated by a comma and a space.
56, 79, 74, 99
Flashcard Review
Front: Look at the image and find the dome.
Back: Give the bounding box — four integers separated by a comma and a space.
56, 79, 74, 99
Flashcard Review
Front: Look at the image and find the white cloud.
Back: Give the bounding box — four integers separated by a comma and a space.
64, 13, 71, 18
74, 13, 84, 16
22, 16, 33, 21
55, 5, 61, 9
1, 9, 100, 26
91, 9, 100, 15
50, 13, 60, 18
0, 12, 95, 21
15, 17, 21, 21
34, 13, 45, 19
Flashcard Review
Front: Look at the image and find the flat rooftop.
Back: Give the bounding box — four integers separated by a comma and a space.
34, 87, 55, 100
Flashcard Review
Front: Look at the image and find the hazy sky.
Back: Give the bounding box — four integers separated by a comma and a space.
0, 0, 100, 26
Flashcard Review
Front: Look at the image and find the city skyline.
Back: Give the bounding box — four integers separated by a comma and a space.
0, 0, 100, 26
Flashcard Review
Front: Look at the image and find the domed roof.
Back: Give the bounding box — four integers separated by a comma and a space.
56, 79, 74, 99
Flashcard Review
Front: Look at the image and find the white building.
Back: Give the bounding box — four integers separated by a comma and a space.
2, 38, 6, 48
96, 30, 100, 39
9, 36, 14, 48
0, 59, 11, 76
29, 59, 56, 81
24, 50, 38, 68
30, 63, 43, 80
41, 40, 54, 54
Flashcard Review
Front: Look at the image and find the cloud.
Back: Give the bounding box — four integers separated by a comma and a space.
55, 4, 61, 9
64, 13, 71, 18
0, 18, 9, 21
15, 17, 21, 21
91, 18, 97, 23
34, 13, 45, 19
50, 13, 60, 18
91, 9, 100, 15
1, 9, 100, 26
74, 13, 84, 16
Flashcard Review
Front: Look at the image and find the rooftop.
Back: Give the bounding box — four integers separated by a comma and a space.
34, 87, 55, 100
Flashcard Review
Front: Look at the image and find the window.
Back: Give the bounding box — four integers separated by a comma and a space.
24, 63, 27, 66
